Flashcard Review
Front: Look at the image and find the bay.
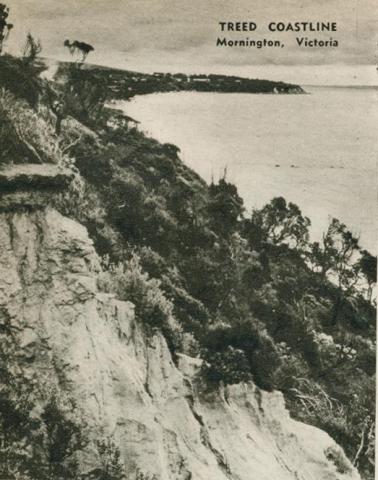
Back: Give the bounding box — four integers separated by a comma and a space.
117, 87, 378, 252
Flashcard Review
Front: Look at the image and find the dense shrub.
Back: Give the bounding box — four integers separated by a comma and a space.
60, 64, 108, 125
41, 393, 84, 478
207, 179, 244, 237
0, 371, 83, 480
201, 346, 252, 386
98, 253, 183, 354
272, 345, 311, 392
161, 274, 210, 337
0, 54, 44, 107
0, 89, 66, 165
201, 319, 281, 391
96, 438, 127, 480
98, 254, 173, 327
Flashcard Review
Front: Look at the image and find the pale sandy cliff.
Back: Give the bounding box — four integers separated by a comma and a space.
0, 166, 360, 480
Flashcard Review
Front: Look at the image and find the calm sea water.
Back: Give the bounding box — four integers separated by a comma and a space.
117, 87, 378, 252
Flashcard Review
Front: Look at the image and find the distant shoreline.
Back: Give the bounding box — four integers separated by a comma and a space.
54, 61, 305, 101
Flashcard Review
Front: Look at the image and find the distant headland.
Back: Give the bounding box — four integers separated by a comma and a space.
55, 62, 305, 100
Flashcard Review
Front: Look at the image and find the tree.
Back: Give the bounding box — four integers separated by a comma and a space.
62, 64, 107, 123
41, 395, 83, 479
207, 178, 244, 236
64, 39, 94, 63
23, 33, 42, 64
310, 218, 361, 292
0, 3, 13, 55
309, 218, 365, 325
358, 250, 377, 302
43, 82, 65, 135
247, 197, 311, 249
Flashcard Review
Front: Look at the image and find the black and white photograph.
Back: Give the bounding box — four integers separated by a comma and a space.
0, 1, 376, 479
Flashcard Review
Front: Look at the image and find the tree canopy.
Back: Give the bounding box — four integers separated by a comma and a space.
0, 3, 13, 54
64, 39, 95, 62
246, 196, 311, 249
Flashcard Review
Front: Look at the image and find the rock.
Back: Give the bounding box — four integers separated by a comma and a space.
0, 190, 360, 480
0, 164, 73, 192
0, 164, 74, 211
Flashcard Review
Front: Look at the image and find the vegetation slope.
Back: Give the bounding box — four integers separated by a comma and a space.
0, 30, 376, 480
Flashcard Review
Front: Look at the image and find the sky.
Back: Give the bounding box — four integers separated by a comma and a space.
5, 0, 378, 84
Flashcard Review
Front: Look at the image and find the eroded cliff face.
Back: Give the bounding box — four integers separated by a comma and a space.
0, 168, 360, 480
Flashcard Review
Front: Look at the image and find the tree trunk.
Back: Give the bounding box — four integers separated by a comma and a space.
55, 115, 63, 136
